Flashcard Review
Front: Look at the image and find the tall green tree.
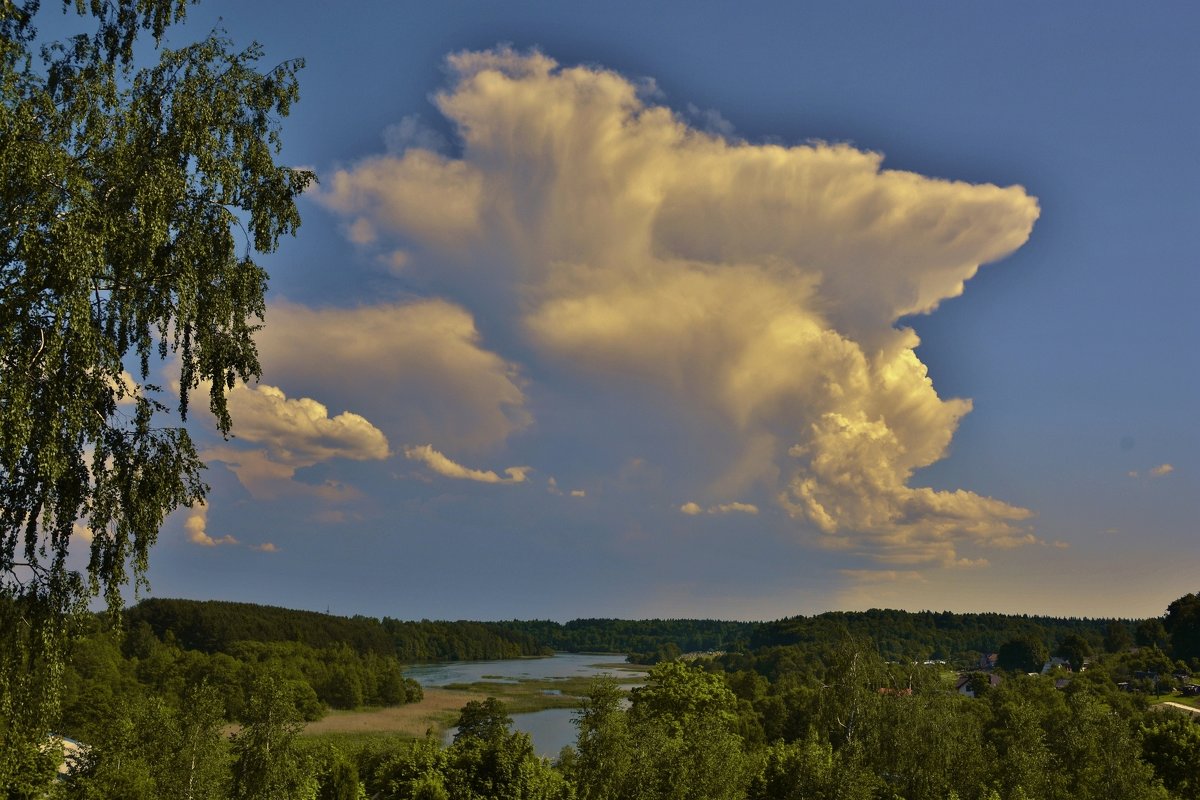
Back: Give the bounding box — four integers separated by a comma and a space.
0, 0, 311, 787
1054, 633, 1092, 672
1104, 620, 1134, 653
571, 677, 631, 800
1141, 713, 1200, 800
997, 636, 1048, 673
445, 697, 570, 800
1165, 593, 1200, 664
1136, 618, 1170, 650
229, 672, 316, 800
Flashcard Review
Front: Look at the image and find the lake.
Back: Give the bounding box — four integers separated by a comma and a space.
404, 652, 641, 757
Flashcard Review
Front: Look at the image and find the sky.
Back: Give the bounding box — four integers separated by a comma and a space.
58, 2, 1199, 621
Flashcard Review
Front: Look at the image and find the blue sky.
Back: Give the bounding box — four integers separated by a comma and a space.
58, 2, 1197, 621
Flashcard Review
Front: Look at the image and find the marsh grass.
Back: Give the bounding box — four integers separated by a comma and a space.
298, 672, 640, 742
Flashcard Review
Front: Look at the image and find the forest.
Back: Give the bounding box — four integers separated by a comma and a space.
11, 591, 1197, 799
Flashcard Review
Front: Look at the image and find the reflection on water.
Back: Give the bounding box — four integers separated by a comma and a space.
407, 652, 640, 757
512, 708, 578, 758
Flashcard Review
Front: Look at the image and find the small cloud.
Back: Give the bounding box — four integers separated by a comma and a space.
1127, 471, 1140, 478
711, 502, 759, 515
547, 479, 585, 498
202, 382, 391, 501
252, 542, 280, 553
227, 383, 390, 464
404, 444, 530, 484
681, 501, 759, 516
382, 249, 409, 273
1051, 540, 1070, 549
71, 523, 94, 543
185, 503, 238, 547
1149, 463, 1174, 477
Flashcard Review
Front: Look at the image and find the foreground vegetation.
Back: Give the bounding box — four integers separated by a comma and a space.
41, 636, 1200, 800
12, 592, 1196, 798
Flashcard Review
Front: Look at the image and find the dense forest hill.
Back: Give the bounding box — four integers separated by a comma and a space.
494, 618, 756, 661
127, 597, 1172, 670
126, 598, 551, 661
749, 608, 1124, 663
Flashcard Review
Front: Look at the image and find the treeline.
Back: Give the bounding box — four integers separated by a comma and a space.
496, 618, 755, 661
127, 599, 551, 661
750, 608, 1122, 663
61, 621, 423, 735
123, 597, 1200, 675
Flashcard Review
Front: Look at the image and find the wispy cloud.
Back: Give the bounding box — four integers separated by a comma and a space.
405, 444, 530, 484
680, 501, 759, 516
1130, 463, 1175, 480
547, 477, 586, 497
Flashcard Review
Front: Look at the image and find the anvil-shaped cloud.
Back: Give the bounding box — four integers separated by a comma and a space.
318, 47, 1041, 566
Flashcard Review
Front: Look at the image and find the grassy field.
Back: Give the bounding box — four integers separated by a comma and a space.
1151, 693, 1200, 709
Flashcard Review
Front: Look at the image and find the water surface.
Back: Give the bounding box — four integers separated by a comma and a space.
405, 652, 639, 757
404, 651, 641, 686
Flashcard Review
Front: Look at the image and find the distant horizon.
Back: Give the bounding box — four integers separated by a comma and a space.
124, 593, 1163, 627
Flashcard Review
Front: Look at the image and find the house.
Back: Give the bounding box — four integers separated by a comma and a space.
1041, 657, 1072, 674
955, 673, 1002, 698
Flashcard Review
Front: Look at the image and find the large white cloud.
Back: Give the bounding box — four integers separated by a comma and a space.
318, 47, 1041, 566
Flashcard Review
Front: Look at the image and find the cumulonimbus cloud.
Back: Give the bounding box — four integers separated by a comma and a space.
319, 47, 1041, 566
404, 444, 530, 484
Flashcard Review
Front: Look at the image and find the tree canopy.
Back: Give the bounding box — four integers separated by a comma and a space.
1, 0, 311, 788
